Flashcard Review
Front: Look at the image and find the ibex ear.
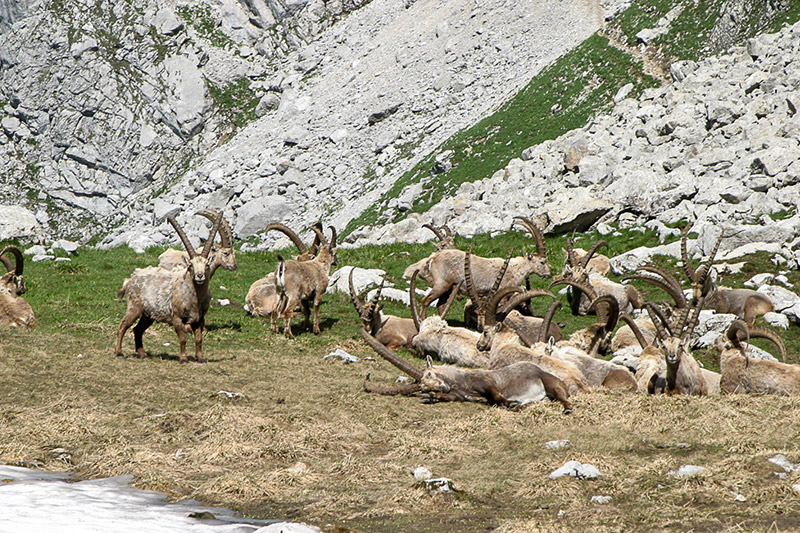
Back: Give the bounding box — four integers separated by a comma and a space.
426, 355, 434, 368
494, 323, 503, 333
181, 255, 190, 266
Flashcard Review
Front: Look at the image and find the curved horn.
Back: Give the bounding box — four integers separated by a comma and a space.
464, 245, 482, 328
513, 216, 547, 256
589, 294, 619, 332
538, 300, 562, 344
348, 268, 365, 316
681, 223, 699, 283
0, 246, 23, 276
438, 280, 462, 320
366, 280, 385, 321
726, 320, 750, 364
618, 312, 649, 349
498, 289, 556, 317
565, 238, 578, 268
644, 302, 671, 342
167, 215, 197, 258
422, 223, 446, 241
328, 225, 337, 250
623, 273, 687, 309
695, 233, 724, 288
442, 225, 453, 239
195, 209, 231, 248
679, 296, 705, 344
200, 211, 222, 258
637, 264, 687, 308
309, 221, 323, 256
549, 278, 598, 301
749, 326, 787, 363
266, 223, 309, 256
580, 240, 608, 269
361, 327, 423, 380
490, 249, 513, 296
311, 225, 329, 249
410, 269, 422, 331
485, 286, 525, 326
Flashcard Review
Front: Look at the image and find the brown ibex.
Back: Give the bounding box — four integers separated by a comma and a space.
274, 225, 338, 338
718, 321, 797, 395
116, 213, 221, 363
0, 245, 34, 329
159, 209, 237, 273
350, 269, 417, 350
681, 223, 774, 327
403, 216, 551, 318
552, 259, 641, 316
245, 222, 321, 331
561, 237, 611, 276
361, 327, 573, 412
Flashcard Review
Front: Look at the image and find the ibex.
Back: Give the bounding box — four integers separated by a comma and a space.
245, 222, 321, 332
718, 321, 797, 395
681, 223, 774, 327
116, 213, 221, 363
0, 245, 34, 329
422, 222, 455, 250
409, 270, 487, 367
361, 327, 573, 412
561, 237, 611, 276
552, 261, 641, 316
403, 216, 551, 318
349, 269, 417, 350
274, 225, 337, 338
158, 209, 237, 273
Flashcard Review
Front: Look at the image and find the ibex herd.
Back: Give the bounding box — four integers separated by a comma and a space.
6, 210, 798, 411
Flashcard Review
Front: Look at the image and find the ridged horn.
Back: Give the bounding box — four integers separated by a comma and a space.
549, 278, 598, 301
513, 216, 547, 256
438, 280, 462, 320
485, 286, 525, 326
200, 211, 222, 258
538, 300, 562, 344
328, 225, 337, 249
637, 264, 687, 308
410, 269, 422, 331
167, 215, 197, 259
565, 238, 578, 268
498, 289, 556, 317
0, 246, 23, 276
309, 221, 323, 256
618, 312, 649, 349
361, 327, 423, 381
644, 302, 671, 342
423, 223, 445, 241
266, 223, 308, 256
348, 268, 365, 316
623, 273, 687, 309
195, 209, 231, 248
749, 326, 787, 363
589, 294, 619, 331
681, 223, 699, 283
581, 240, 608, 269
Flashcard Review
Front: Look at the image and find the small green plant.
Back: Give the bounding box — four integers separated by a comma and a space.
207, 77, 260, 130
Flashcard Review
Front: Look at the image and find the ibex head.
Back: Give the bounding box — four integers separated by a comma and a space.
168, 213, 221, 285
0, 246, 26, 295
420, 356, 450, 393
196, 209, 237, 271
512, 216, 551, 278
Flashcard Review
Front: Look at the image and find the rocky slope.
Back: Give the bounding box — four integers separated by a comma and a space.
0, 0, 605, 247
354, 18, 800, 266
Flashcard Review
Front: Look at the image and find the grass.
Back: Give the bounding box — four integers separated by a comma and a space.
2, 227, 800, 531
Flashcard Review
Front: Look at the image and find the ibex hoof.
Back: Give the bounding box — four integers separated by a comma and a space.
562, 407, 573, 415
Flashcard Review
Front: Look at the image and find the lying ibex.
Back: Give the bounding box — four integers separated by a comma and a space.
409, 270, 487, 367
361, 327, 573, 412
0, 245, 34, 329
404, 216, 551, 318
274, 225, 337, 338
643, 298, 708, 396
562, 238, 611, 276
159, 209, 237, 273
116, 213, 221, 363
681, 223, 774, 327
245, 222, 321, 331
718, 321, 797, 395
350, 269, 417, 350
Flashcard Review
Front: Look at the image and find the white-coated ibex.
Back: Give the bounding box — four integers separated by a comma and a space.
403, 216, 551, 318
681, 223, 774, 327
158, 209, 237, 274
116, 213, 221, 363
274, 225, 338, 339
350, 269, 417, 350
718, 321, 797, 395
361, 327, 573, 412
245, 222, 321, 332
0, 245, 34, 329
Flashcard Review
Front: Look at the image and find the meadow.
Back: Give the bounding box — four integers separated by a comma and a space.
1, 226, 800, 532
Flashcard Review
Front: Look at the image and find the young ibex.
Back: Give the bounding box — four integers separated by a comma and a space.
158, 209, 237, 274
718, 321, 797, 395
0, 245, 34, 329
350, 269, 417, 350
681, 223, 774, 327
408, 270, 487, 367
274, 225, 338, 339
245, 222, 322, 332
403, 216, 551, 318
361, 327, 573, 412
116, 213, 221, 363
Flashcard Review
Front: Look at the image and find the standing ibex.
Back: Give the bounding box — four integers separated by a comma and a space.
349, 269, 417, 350
274, 225, 337, 339
718, 321, 797, 395
116, 213, 221, 363
404, 216, 551, 318
159, 209, 237, 274
361, 327, 573, 412
0, 245, 34, 329
245, 222, 321, 332
681, 223, 774, 327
